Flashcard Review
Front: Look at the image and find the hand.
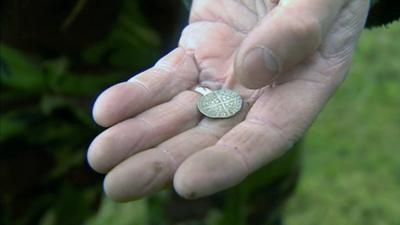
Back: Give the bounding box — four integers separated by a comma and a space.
88, 0, 370, 201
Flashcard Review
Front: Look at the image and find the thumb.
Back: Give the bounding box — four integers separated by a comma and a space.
234, 0, 348, 89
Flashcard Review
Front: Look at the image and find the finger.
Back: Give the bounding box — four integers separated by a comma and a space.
235, 0, 348, 89
88, 91, 201, 174
93, 47, 198, 127
174, 115, 297, 199
103, 105, 249, 201
103, 128, 217, 202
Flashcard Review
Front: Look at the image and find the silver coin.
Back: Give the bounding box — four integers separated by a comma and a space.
197, 89, 243, 119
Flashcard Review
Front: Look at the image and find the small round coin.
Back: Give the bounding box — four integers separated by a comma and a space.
197, 89, 243, 119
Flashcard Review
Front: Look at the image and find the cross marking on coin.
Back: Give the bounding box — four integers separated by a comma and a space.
197, 89, 243, 119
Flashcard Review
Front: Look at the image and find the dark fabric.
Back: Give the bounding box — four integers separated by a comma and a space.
366, 0, 400, 28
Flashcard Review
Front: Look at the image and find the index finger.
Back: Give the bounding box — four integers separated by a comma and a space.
93, 47, 199, 127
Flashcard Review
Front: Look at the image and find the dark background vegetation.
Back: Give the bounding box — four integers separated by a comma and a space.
1, 0, 399, 225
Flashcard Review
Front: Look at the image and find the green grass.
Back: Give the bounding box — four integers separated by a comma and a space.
285, 22, 400, 225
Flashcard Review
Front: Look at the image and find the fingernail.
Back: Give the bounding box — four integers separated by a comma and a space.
239, 47, 280, 89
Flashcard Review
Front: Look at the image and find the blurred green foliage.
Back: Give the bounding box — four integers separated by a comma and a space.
1, 1, 161, 224
1, 0, 399, 224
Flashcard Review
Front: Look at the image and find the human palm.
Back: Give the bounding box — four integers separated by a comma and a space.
88, 0, 369, 201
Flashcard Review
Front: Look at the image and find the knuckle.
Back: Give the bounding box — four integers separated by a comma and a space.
284, 10, 322, 42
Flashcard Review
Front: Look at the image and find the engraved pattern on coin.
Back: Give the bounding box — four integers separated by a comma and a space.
197, 89, 243, 118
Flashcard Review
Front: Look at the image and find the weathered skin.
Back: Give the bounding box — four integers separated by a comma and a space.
87, 0, 370, 201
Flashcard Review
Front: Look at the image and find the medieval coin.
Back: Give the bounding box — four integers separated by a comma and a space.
197, 89, 243, 119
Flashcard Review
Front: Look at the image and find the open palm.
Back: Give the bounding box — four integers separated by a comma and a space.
88, 0, 369, 201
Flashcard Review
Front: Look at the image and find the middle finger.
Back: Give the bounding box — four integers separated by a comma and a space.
88, 90, 201, 173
